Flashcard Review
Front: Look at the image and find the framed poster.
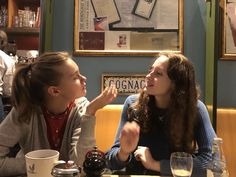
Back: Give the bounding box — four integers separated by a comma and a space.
221, 0, 236, 59
74, 0, 184, 56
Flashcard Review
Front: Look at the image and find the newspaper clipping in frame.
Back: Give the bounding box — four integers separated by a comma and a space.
79, 0, 95, 31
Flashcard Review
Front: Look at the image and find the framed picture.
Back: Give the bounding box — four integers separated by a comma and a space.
102, 74, 146, 95
221, 0, 236, 59
74, 0, 184, 56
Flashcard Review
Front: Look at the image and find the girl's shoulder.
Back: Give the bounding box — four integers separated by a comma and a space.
68, 97, 90, 119
74, 97, 89, 110
124, 94, 139, 107
74, 97, 89, 104
196, 99, 211, 121
124, 94, 139, 106
197, 99, 208, 111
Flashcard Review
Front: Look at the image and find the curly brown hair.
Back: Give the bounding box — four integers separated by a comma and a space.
128, 53, 199, 153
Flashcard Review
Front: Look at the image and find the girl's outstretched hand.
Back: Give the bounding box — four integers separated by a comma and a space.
117, 121, 140, 161
86, 85, 117, 115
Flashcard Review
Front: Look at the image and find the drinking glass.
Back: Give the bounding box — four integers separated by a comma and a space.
170, 152, 193, 177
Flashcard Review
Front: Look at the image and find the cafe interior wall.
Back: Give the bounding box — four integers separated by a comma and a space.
43, 0, 208, 105
205, 0, 236, 113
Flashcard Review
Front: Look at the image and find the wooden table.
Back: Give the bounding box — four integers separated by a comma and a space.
103, 175, 169, 177
12, 175, 169, 177
12, 175, 164, 177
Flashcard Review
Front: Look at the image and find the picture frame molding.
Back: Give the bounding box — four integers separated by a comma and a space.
220, 0, 236, 60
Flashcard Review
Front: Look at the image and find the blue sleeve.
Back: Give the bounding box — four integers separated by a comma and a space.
192, 100, 216, 176
105, 95, 138, 170
160, 100, 216, 177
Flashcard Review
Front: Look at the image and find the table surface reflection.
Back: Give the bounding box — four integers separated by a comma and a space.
103, 175, 167, 177
13, 175, 169, 177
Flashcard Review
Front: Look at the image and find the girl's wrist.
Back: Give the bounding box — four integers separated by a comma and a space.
149, 160, 160, 172
117, 148, 130, 162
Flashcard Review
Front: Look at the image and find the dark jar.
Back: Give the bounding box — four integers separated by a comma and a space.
51, 160, 81, 177
83, 146, 106, 177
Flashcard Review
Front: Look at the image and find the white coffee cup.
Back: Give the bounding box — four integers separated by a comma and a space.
25, 149, 59, 177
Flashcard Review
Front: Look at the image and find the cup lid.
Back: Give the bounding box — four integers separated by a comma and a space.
52, 161, 80, 176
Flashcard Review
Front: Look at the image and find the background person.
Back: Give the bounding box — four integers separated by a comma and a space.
106, 53, 216, 176
0, 51, 117, 176
0, 30, 16, 121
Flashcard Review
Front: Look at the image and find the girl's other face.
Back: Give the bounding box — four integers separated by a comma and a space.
57, 59, 87, 101
144, 55, 173, 98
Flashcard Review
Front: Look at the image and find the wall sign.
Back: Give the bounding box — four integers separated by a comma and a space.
102, 74, 146, 95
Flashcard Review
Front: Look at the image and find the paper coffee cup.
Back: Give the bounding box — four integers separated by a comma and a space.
25, 149, 59, 177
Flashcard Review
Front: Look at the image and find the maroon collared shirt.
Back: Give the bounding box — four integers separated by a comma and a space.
42, 102, 74, 151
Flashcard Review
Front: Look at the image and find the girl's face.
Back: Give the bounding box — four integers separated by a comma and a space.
56, 59, 87, 101
144, 55, 173, 97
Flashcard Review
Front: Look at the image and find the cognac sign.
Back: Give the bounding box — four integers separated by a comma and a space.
102, 74, 146, 95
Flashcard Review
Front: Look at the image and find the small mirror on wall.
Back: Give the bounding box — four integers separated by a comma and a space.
73, 0, 184, 56
221, 0, 236, 59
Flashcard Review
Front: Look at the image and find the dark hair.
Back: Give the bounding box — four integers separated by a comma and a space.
129, 53, 199, 153
11, 51, 71, 123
